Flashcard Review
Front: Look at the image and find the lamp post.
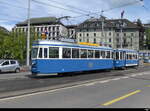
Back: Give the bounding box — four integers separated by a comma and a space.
27, 0, 31, 67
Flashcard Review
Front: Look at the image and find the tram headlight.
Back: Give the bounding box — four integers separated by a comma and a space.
32, 60, 37, 66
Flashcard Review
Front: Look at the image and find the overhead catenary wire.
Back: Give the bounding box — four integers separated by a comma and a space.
47, 0, 92, 14
69, 0, 144, 19
31, 0, 88, 15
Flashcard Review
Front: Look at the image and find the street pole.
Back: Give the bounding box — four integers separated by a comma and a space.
101, 10, 105, 46
27, 0, 31, 67
120, 22, 123, 49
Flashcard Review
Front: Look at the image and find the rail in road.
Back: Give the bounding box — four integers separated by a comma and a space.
0, 68, 150, 108
0, 65, 149, 99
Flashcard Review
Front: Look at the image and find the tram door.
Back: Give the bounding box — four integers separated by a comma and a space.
123, 51, 126, 66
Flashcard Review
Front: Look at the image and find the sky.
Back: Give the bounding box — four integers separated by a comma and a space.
0, 0, 150, 31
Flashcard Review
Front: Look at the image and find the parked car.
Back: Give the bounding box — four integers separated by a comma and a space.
0, 60, 21, 73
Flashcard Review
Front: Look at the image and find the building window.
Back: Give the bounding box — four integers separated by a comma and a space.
124, 33, 126, 37
57, 26, 59, 30
53, 27, 55, 31
131, 33, 134, 36
117, 33, 119, 37
79, 39, 82, 42
79, 33, 82, 37
87, 33, 89, 37
109, 32, 111, 36
94, 38, 96, 44
109, 38, 112, 43
41, 27, 43, 32
45, 27, 47, 30
87, 39, 89, 43
94, 33, 96, 37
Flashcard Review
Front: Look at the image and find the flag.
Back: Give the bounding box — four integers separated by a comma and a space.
121, 10, 125, 19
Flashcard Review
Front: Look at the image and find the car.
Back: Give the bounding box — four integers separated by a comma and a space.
0, 60, 21, 73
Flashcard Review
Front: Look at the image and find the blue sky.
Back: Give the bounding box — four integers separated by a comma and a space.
0, 0, 150, 30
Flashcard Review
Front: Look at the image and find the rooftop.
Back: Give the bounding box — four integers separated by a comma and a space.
16, 17, 63, 26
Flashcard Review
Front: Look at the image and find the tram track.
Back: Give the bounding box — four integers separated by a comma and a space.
0, 65, 149, 99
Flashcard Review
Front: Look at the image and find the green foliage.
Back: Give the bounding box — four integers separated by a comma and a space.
0, 29, 36, 65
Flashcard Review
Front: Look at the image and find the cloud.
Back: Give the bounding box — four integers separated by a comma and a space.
0, 0, 149, 30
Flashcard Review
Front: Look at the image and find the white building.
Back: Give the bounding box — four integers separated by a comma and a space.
76, 17, 140, 50
13, 17, 68, 40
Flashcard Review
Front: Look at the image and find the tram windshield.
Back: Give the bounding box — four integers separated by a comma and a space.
31, 48, 38, 59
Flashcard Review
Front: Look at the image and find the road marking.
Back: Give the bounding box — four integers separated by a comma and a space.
99, 80, 110, 83
84, 82, 97, 86
102, 90, 141, 106
121, 76, 129, 79
130, 74, 137, 77
111, 78, 121, 81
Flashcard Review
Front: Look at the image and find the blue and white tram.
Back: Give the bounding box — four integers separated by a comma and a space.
114, 49, 139, 69
143, 52, 150, 63
31, 40, 114, 75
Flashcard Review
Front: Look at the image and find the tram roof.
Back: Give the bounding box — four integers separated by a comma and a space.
32, 40, 113, 50
115, 48, 138, 52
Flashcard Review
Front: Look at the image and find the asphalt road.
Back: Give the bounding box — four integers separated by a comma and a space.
0, 65, 149, 108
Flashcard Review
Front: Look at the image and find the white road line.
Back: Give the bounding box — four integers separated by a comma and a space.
99, 80, 110, 83
121, 76, 129, 79
84, 82, 97, 86
130, 74, 137, 77
0, 71, 149, 102
111, 78, 121, 81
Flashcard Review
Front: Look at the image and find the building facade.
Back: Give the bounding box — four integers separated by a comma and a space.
66, 25, 77, 39
76, 17, 140, 50
13, 17, 68, 40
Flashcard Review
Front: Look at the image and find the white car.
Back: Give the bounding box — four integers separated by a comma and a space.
0, 60, 21, 73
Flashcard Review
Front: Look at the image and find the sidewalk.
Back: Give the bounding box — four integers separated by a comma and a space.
20, 66, 31, 72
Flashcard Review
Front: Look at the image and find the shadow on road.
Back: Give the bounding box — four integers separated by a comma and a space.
26, 69, 126, 80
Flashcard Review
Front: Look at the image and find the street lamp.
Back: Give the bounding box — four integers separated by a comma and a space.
27, 0, 31, 67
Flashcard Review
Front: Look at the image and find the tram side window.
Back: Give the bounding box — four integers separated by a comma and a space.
63, 48, 71, 58
101, 51, 105, 58
112, 52, 114, 59
49, 47, 59, 58
31, 48, 38, 58
126, 54, 129, 60
44, 48, 48, 58
39, 48, 43, 58
116, 52, 119, 60
72, 48, 79, 58
123, 52, 125, 59
120, 52, 123, 60
133, 54, 135, 60
88, 50, 94, 58
129, 54, 132, 60
136, 54, 138, 59
106, 51, 111, 59
80, 49, 87, 58
95, 50, 100, 58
